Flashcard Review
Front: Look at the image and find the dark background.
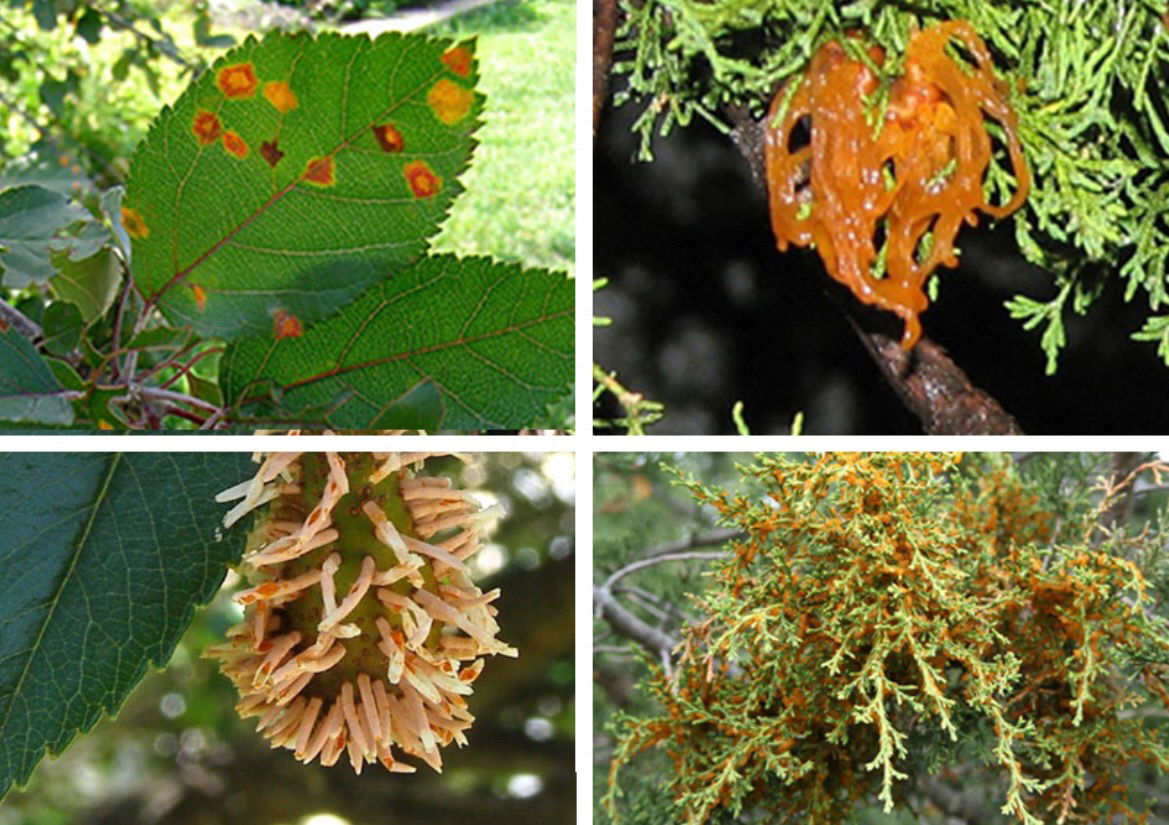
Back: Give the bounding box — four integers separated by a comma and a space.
594, 94, 1169, 434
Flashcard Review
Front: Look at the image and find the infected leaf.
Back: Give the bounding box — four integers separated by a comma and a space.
427, 78, 473, 125
441, 45, 473, 77
125, 31, 482, 340
192, 110, 223, 145
120, 207, 148, 239
302, 156, 335, 187
222, 131, 249, 159
259, 139, 285, 168
263, 81, 297, 113
218, 62, 258, 99
272, 309, 303, 339
372, 123, 405, 153
405, 160, 441, 198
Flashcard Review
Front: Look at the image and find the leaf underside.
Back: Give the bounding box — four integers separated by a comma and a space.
0, 327, 73, 425
0, 453, 251, 798
125, 30, 481, 340
219, 254, 573, 429
0, 185, 89, 289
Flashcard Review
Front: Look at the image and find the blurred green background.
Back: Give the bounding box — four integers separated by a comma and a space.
1, 452, 575, 825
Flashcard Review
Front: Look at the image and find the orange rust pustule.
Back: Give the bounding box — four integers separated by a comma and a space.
763, 21, 1030, 348
373, 123, 405, 153
404, 160, 442, 198
218, 63, 259, 99
223, 130, 249, 159
303, 156, 336, 187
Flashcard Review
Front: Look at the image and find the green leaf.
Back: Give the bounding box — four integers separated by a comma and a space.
49, 249, 121, 323
0, 185, 88, 288
0, 326, 74, 425
193, 13, 235, 49
1132, 315, 1169, 366
0, 453, 252, 798
74, 7, 101, 44
124, 30, 482, 340
40, 301, 83, 356
220, 255, 573, 429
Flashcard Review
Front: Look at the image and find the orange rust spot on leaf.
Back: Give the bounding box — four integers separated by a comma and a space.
441, 46, 473, 77
273, 310, 304, 340
222, 130, 249, 158
372, 122, 405, 153
260, 139, 285, 168
263, 81, 298, 113
121, 207, 149, 239
191, 284, 207, 311
303, 156, 335, 187
192, 110, 222, 145
404, 160, 442, 198
427, 78, 473, 125
217, 62, 258, 99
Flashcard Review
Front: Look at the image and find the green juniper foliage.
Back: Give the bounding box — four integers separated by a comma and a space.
603, 453, 1169, 825
611, 1, 1169, 371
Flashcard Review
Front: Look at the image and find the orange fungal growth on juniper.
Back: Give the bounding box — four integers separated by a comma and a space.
404, 160, 442, 198
223, 130, 250, 159
263, 81, 298, 113
192, 110, 223, 145
763, 20, 1030, 348
441, 46, 474, 77
121, 206, 149, 239
207, 452, 516, 774
218, 62, 259, 99
427, 78, 473, 125
273, 310, 303, 339
373, 123, 405, 153
303, 156, 336, 187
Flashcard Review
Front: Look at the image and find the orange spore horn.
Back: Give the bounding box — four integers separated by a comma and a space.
763, 21, 1030, 348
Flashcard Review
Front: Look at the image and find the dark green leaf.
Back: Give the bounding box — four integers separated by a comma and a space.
44, 357, 85, 391
124, 31, 482, 340
0, 185, 88, 288
0, 453, 252, 798
0, 326, 74, 425
74, 6, 101, 43
31, 0, 55, 30
219, 255, 573, 429
40, 301, 83, 356
49, 249, 121, 323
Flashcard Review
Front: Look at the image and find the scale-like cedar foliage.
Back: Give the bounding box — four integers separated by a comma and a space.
605, 453, 1169, 824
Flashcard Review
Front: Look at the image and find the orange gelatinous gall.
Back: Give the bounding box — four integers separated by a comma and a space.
222, 130, 249, 158
404, 160, 442, 198
427, 78, 473, 125
217, 62, 259, 99
263, 81, 298, 113
260, 139, 285, 168
372, 123, 405, 153
121, 207, 149, 239
763, 20, 1030, 348
273, 309, 304, 340
441, 46, 473, 77
303, 156, 335, 187
191, 284, 208, 311
192, 110, 223, 145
